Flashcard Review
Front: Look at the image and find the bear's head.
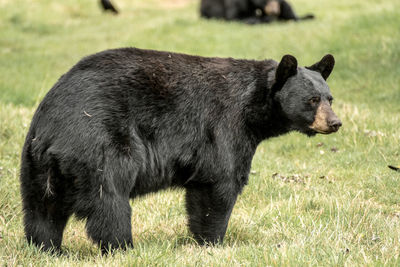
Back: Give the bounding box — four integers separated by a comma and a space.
264, 0, 280, 16
273, 54, 342, 136
252, 0, 280, 16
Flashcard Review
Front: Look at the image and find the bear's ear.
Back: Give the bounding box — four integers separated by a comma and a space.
275, 55, 298, 87
306, 54, 335, 80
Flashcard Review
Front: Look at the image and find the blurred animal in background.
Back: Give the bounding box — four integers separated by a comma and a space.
201, 0, 314, 24
100, 0, 119, 14
389, 165, 400, 172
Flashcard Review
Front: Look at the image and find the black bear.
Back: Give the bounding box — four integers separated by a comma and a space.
20, 48, 341, 253
200, 0, 314, 24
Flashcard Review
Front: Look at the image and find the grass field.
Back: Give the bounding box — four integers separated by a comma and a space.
1, 0, 400, 265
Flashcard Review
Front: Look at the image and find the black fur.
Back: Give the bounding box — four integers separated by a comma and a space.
306, 54, 335, 81
20, 48, 337, 252
100, 0, 118, 14
200, 0, 314, 24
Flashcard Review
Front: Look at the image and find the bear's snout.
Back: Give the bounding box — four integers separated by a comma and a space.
309, 101, 341, 134
327, 118, 342, 132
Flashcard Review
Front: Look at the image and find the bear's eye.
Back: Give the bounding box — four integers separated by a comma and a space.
309, 97, 320, 106
328, 97, 333, 105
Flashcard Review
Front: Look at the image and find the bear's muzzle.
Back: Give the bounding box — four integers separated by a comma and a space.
309, 101, 342, 134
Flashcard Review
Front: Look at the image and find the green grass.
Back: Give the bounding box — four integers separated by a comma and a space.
1, 0, 400, 265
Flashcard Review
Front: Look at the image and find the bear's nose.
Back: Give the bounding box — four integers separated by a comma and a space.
328, 119, 342, 132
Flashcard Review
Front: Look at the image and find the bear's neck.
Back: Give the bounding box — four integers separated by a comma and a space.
244, 60, 292, 143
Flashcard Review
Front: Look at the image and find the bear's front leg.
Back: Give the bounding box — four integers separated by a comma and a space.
185, 182, 239, 245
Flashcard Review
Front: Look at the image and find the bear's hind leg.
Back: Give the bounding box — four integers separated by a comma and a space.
85, 194, 133, 253
21, 173, 72, 253
21, 158, 72, 253
23, 202, 71, 252
81, 149, 138, 253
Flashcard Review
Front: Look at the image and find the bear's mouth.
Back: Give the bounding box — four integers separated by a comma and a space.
309, 125, 341, 135
304, 125, 340, 136
294, 123, 338, 137
309, 128, 334, 134
296, 127, 318, 137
